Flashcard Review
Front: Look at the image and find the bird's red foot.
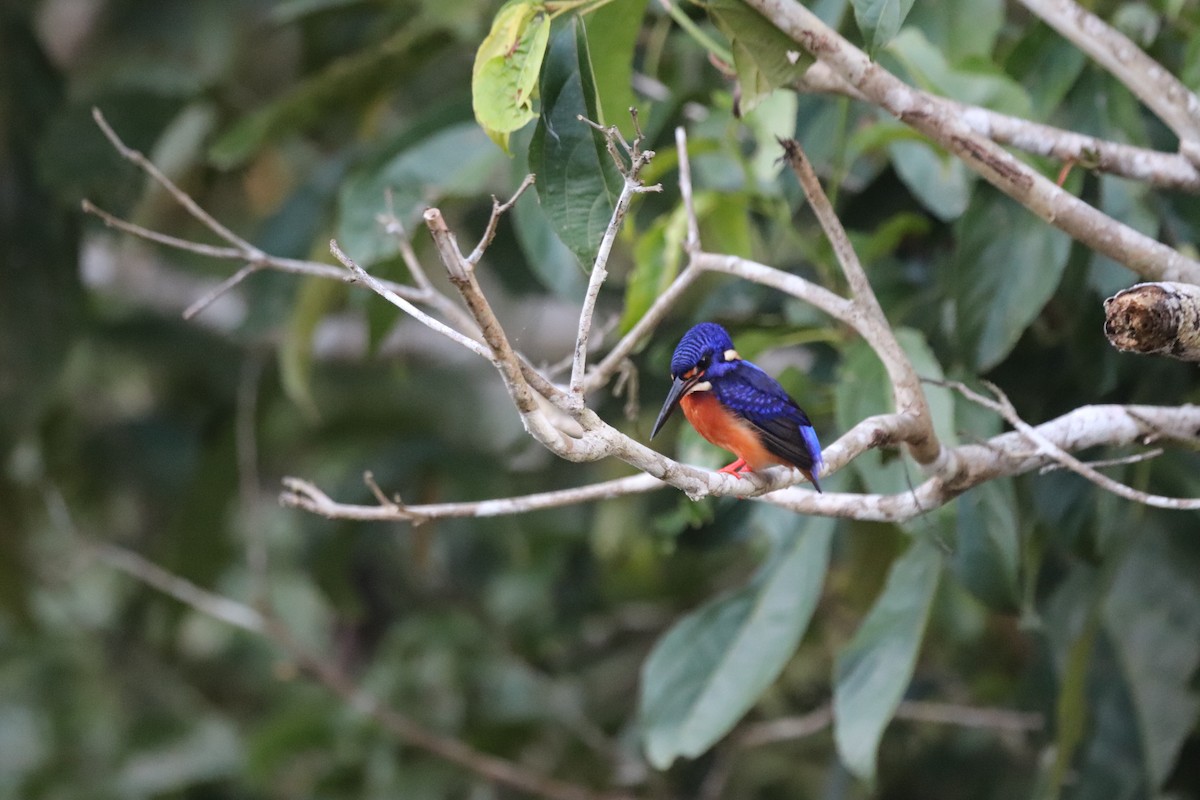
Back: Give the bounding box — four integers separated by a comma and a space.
718, 458, 751, 478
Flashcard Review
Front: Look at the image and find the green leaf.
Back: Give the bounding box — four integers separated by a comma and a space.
703, 0, 813, 113
336, 122, 505, 266
621, 203, 689, 334
472, 0, 551, 152
1005, 24, 1088, 120
210, 27, 443, 168
586, 0, 647, 129
951, 480, 1020, 611
906, 0, 1003, 61
884, 28, 1031, 118
888, 138, 971, 221
621, 191, 753, 333
951, 189, 1071, 371
529, 16, 621, 267
833, 538, 942, 782
280, 276, 343, 419
1103, 534, 1200, 790
851, 0, 916, 55
640, 511, 834, 769
509, 126, 588, 297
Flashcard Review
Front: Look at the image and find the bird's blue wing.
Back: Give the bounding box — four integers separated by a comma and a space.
713, 362, 822, 473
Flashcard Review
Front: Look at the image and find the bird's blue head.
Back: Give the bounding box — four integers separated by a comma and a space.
669, 322, 736, 377
652, 323, 741, 439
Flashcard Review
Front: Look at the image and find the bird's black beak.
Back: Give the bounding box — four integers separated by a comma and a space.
651, 374, 693, 439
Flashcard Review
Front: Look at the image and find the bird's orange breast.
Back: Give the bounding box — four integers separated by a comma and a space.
680, 391, 781, 471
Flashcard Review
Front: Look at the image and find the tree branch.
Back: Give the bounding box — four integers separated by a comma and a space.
780, 138, 942, 468
797, 61, 1200, 192
947, 380, 1200, 510
568, 116, 662, 408
1104, 281, 1200, 361
1017, 0, 1200, 164
744, 0, 1200, 284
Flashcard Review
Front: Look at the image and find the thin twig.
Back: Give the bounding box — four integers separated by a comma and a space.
780, 137, 939, 467
1038, 447, 1164, 475
568, 116, 662, 407
329, 238, 493, 360
947, 379, 1200, 510
92, 539, 267, 633
184, 263, 260, 320
467, 173, 537, 265
281, 474, 663, 522
675, 125, 700, 252
92, 107, 263, 256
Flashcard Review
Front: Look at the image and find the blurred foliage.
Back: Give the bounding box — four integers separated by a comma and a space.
4, 0, 1200, 798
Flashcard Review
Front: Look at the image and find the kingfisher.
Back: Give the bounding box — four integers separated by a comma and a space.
650, 322, 824, 491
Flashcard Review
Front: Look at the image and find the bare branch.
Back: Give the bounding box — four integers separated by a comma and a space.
76, 536, 632, 800
183, 263, 260, 320
676, 125, 701, 252
92, 107, 263, 256
947, 380, 1200, 510
1018, 0, 1200, 164
781, 138, 941, 467
568, 117, 662, 408
329, 238, 493, 360
281, 474, 665, 522
582, 265, 703, 394
423, 208, 582, 451
468, 173, 537, 265
1104, 281, 1200, 361
736, 700, 1041, 749
797, 61, 1200, 192
743, 0, 1200, 284
91, 540, 266, 633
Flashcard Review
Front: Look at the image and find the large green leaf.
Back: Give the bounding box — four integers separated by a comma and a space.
885, 28, 1032, 118
640, 511, 834, 769
509, 127, 588, 297
888, 138, 971, 221
210, 27, 447, 168
906, 0, 1003, 62
703, 0, 813, 113
1103, 534, 1200, 791
833, 538, 942, 782
471, 0, 551, 153
528, 16, 621, 268
851, 0, 916, 55
620, 191, 752, 333
951, 480, 1020, 611
586, 0, 647, 128
336, 122, 505, 266
951, 189, 1071, 371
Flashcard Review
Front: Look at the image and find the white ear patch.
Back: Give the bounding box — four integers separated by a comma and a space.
723, 349, 740, 361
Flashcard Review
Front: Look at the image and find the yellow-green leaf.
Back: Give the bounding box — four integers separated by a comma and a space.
472, 0, 551, 152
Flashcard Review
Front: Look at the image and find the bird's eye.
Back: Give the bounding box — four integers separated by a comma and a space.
697, 354, 711, 369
